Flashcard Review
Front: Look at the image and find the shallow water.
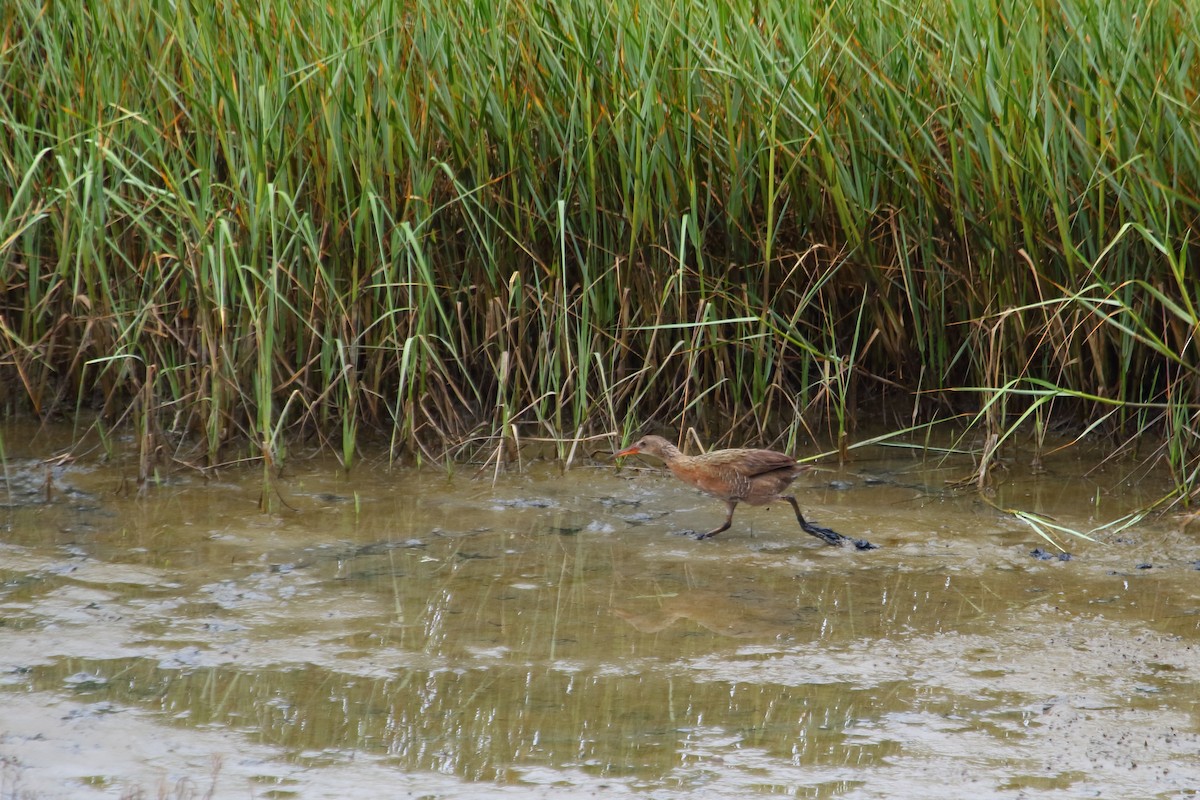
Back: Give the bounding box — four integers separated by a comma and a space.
2, 423, 1199, 799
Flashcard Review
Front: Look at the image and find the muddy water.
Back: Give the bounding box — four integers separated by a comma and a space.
2, 425, 1199, 799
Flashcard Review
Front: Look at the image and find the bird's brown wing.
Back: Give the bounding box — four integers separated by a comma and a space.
695, 448, 799, 478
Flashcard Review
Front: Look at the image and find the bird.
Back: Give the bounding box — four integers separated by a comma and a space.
614, 434, 874, 549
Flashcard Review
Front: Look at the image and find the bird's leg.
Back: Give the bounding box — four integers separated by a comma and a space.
693, 500, 736, 540
782, 496, 847, 546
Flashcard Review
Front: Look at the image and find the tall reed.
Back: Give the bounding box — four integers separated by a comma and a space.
0, 0, 1196, 500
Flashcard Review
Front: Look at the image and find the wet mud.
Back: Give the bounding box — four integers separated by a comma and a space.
1, 424, 1199, 798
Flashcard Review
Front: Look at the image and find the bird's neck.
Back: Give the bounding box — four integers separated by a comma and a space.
656, 441, 686, 464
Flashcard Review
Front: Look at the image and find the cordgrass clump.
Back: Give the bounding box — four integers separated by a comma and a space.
0, 0, 1197, 502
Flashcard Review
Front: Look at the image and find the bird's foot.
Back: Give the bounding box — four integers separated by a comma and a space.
798, 515, 877, 549
672, 528, 724, 540
798, 517, 848, 546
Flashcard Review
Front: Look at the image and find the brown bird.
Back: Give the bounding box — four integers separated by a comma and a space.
615, 435, 874, 549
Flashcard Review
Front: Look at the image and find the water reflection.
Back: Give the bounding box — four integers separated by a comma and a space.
2, 427, 1200, 797
26, 654, 905, 783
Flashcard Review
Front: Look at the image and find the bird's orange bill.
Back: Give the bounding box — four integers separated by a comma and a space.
614, 444, 641, 457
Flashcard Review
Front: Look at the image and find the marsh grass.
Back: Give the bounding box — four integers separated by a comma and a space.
1, 0, 1197, 503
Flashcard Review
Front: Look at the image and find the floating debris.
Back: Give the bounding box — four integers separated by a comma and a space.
1030, 548, 1072, 561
